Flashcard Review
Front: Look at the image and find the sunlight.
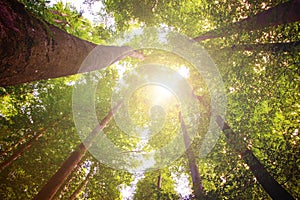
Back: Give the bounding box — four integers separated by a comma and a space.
49, 0, 105, 24
150, 85, 175, 106
178, 66, 190, 78
118, 172, 145, 200
171, 171, 192, 198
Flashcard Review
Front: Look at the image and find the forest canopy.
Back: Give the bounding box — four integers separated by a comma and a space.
0, 0, 299, 199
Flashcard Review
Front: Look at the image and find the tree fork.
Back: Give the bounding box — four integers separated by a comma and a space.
216, 116, 295, 200
33, 101, 123, 200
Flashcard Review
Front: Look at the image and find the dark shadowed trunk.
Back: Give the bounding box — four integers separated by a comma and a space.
219, 41, 300, 53
0, 121, 59, 171
193, 0, 300, 42
157, 172, 162, 190
216, 116, 295, 200
0, 0, 142, 87
33, 101, 123, 200
179, 111, 204, 199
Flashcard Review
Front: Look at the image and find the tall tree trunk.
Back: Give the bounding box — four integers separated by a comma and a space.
193, 0, 300, 42
219, 41, 300, 53
33, 101, 123, 200
0, 121, 59, 171
0, 0, 143, 87
53, 158, 87, 200
69, 164, 95, 200
216, 116, 295, 200
178, 111, 204, 199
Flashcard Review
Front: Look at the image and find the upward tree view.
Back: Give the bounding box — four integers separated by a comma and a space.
0, 0, 299, 199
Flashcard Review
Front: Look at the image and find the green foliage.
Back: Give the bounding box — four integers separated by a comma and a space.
1, 0, 299, 199
134, 169, 179, 200
20, 0, 112, 44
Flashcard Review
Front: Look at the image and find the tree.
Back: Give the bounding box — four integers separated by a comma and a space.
0, 120, 60, 171
133, 170, 179, 200
1, 0, 299, 199
193, 0, 300, 42
0, 0, 143, 87
157, 172, 162, 190
53, 157, 87, 199
215, 115, 295, 200
179, 111, 204, 199
69, 162, 95, 200
33, 101, 122, 200
218, 41, 300, 53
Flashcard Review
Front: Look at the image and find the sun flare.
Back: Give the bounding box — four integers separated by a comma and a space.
150, 85, 176, 106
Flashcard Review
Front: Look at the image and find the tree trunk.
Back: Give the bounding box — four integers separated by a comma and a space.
69, 164, 94, 200
156, 172, 162, 200
33, 101, 123, 200
53, 158, 86, 200
216, 116, 295, 200
0, 0, 142, 87
179, 111, 204, 199
157, 173, 162, 190
219, 41, 300, 53
0, 121, 59, 171
193, 0, 300, 42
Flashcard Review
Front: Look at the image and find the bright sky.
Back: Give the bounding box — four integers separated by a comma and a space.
49, 0, 104, 23
172, 171, 193, 198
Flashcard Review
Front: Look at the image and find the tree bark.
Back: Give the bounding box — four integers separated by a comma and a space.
69, 164, 94, 200
216, 116, 295, 200
53, 158, 86, 200
219, 41, 300, 53
33, 101, 123, 200
193, 0, 300, 42
179, 111, 204, 199
0, 121, 59, 171
0, 0, 142, 87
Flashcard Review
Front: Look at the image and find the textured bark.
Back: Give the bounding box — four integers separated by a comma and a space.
33, 101, 123, 200
0, 122, 58, 171
179, 111, 204, 199
216, 116, 295, 200
220, 41, 300, 53
193, 0, 300, 42
0, 0, 140, 87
